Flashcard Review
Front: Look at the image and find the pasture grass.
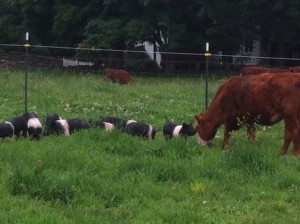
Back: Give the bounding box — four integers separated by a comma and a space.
0, 68, 300, 223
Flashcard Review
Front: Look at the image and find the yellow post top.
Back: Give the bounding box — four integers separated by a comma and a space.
24, 44, 31, 47
204, 52, 212, 57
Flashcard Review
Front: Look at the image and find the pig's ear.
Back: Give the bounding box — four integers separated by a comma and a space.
182, 123, 187, 127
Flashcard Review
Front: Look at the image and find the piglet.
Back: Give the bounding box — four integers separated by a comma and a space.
99, 116, 127, 130
163, 121, 196, 139
94, 120, 115, 132
54, 118, 90, 136
9, 114, 28, 138
4, 112, 42, 139
0, 121, 15, 139
23, 112, 43, 140
44, 113, 61, 136
124, 120, 157, 140
44, 113, 91, 136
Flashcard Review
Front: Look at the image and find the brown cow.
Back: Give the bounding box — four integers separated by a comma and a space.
240, 66, 289, 76
103, 68, 134, 85
195, 73, 300, 156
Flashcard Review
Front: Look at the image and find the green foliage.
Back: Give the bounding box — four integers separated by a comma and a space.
52, 4, 84, 46
2, 0, 300, 67
85, 19, 125, 49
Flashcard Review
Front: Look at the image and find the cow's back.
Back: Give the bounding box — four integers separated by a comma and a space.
241, 73, 300, 124
240, 66, 289, 76
207, 73, 300, 125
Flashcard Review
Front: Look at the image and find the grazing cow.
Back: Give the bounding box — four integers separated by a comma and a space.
195, 73, 300, 156
240, 66, 289, 76
7, 112, 42, 139
103, 68, 133, 84
0, 121, 15, 139
163, 121, 196, 139
124, 120, 157, 140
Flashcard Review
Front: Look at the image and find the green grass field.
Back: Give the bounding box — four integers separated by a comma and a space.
0, 68, 300, 224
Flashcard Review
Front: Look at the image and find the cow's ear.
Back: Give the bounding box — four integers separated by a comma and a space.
182, 123, 187, 126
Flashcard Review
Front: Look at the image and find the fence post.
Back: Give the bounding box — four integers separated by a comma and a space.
24, 32, 30, 113
204, 42, 211, 109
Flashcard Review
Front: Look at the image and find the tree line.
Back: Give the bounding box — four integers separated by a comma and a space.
1, 0, 300, 69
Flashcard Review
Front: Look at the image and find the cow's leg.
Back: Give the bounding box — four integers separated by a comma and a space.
223, 124, 233, 148
246, 124, 256, 145
293, 143, 300, 156
223, 120, 242, 148
281, 125, 292, 155
292, 125, 300, 156
282, 117, 300, 156
223, 130, 230, 148
243, 116, 256, 144
295, 108, 300, 156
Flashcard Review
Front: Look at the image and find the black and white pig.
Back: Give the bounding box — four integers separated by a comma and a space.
124, 120, 157, 140
163, 121, 196, 139
99, 116, 127, 130
55, 118, 91, 136
0, 121, 15, 139
23, 112, 43, 140
43, 113, 61, 136
44, 113, 91, 136
7, 112, 42, 139
94, 120, 115, 132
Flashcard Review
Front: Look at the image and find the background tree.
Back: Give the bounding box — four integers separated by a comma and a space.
0, 0, 26, 44
1, 0, 55, 45
1, 0, 300, 68
241, 0, 300, 66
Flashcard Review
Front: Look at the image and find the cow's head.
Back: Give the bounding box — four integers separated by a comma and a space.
194, 113, 216, 146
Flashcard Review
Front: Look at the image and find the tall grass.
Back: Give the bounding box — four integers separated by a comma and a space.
0, 68, 300, 223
